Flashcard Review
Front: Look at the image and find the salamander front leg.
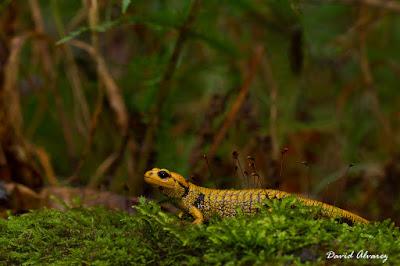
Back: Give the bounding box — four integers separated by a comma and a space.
189, 206, 204, 224
177, 211, 185, 219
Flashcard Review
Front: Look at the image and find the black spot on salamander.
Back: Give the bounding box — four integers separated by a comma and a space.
194, 193, 205, 209
273, 195, 283, 201
177, 182, 189, 198
335, 217, 354, 226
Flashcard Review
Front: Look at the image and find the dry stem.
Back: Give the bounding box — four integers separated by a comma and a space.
133, 0, 202, 194
194, 46, 263, 180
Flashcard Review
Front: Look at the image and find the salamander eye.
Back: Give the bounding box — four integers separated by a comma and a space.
158, 170, 170, 179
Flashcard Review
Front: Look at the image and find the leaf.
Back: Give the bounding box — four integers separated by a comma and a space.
56, 20, 120, 45
56, 13, 179, 45
122, 0, 132, 14
56, 27, 89, 45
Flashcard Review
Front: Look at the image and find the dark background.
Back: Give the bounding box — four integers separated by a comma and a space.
0, 0, 399, 224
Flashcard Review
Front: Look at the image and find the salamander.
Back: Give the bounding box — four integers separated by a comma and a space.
144, 168, 368, 225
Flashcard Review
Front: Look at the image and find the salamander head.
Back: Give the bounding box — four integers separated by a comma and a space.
144, 168, 190, 198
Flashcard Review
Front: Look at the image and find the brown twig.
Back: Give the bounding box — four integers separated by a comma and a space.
67, 39, 130, 181
330, 0, 400, 13
64, 47, 91, 136
68, 79, 104, 182
67, 6, 87, 32
203, 46, 264, 170
69, 40, 129, 133
33, 145, 58, 186
335, 75, 363, 117
62, 0, 105, 181
0, 15, 45, 190
357, 6, 393, 150
25, 80, 49, 138
88, 0, 99, 60
51, 0, 91, 138
89, 154, 119, 189
3, 34, 28, 135
188, 93, 230, 168
261, 49, 279, 161
333, 164, 354, 206
300, 161, 311, 197
81, 0, 108, 185
88, 132, 130, 188
30, 0, 81, 159
279, 147, 289, 179
133, 0, 202, 194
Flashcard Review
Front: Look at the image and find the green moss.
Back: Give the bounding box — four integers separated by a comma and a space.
0, 198, 399, 265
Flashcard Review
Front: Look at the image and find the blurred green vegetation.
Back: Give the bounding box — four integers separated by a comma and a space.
1, 0, 400, 222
